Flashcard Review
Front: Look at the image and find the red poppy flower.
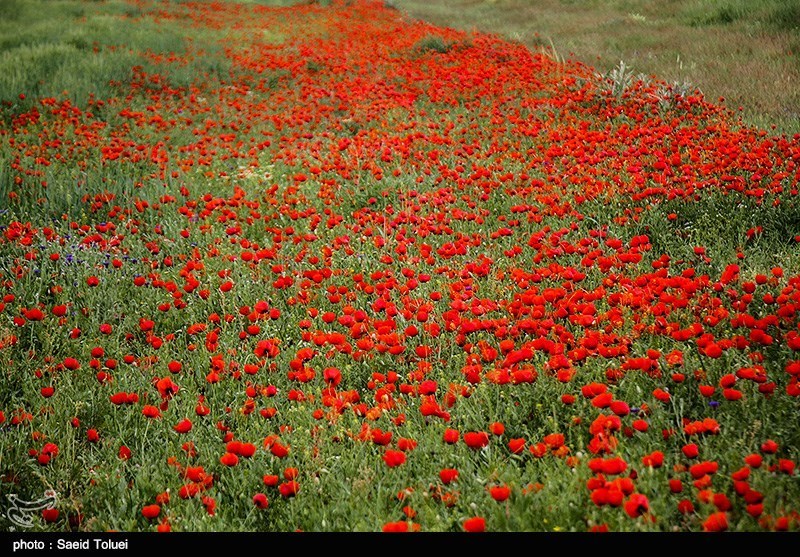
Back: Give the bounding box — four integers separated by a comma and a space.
677, 499, 695, 514
508, 438, 526, 454
41, 508, 59, 523
692, 381, 713, 397
722, 388, 742, 401
397, 438, 417, 452
219, 452, 239, 466
156, 377, 179, 399
371, 428, 392, 446
382, 521, 410, 532
173, 419, 192, 434
283, 466, 300, 480
642, 451, 664, 468
760, 439, 779, 454
252, 493, 269, 509
383, 449, 406, 467
279, 481, 300, 498
443, 428, 459, 444
746, 503, 764, 518
590, 488, 609, 507
178, 484, 199, 499
778, 459, 795, 475
682, 443, 699, 459
270, 442, 290, 458
118, 445, 132, 460
489, 485, 511, 502
323, 367, 342, 387
624, 494, 649, 518
463, 516, 486, 532
142, 405, 160, 419
109, 392, 132, 405
703, 512, 728, 532
543, 433, 565, 449
141, 504, 161, 520
202, 496, 216, 516
24, 307, 44, 321
463, 431, 489, 449
239, 443, 257, 458
529, 442, 547, 458
439, 468, 458, 484
591, 392, 613, 408
609, 400, 630, 416
713, 493, 731, 512
63, 357, 80, 371
653, 388, 671, 402
591, 456, 626, 475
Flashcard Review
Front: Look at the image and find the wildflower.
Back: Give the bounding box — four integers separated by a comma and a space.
703, 512, 728, 532
439, 469, 458, 484
141, 505, 161, 520
489, 485, 511, 502
463, 516, 485, 532
283, 467, 299, 480
677, 499, 695, 514
173, 419, 192, 434
142, 405, 160, 419
642, 451, 664, 468
508, 438, 526, 454
219, 452, 239, 467
624, 494, 649, 518
760, 439, 779, 454
463, 431, 489, 449
443, 428, 459, 444
383, 521, 412, 532
383, 449, 406, 467
682, 444, 699, 459
279, 481, 300, 498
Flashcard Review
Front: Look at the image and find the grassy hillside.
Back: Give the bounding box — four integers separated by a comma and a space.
390, 0, 800, 135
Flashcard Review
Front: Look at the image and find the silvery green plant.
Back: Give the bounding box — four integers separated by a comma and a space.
597, 60, 635, 99
651, 79, 700, 112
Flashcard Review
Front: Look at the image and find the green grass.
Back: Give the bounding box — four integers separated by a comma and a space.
0, 0, 239, 110
684, 0, 800, 31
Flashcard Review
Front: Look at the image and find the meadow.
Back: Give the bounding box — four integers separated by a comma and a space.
0, 0, 799, 532
391, 0, 800, 136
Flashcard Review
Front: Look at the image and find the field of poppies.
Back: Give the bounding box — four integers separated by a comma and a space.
1, 0, 799, 532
